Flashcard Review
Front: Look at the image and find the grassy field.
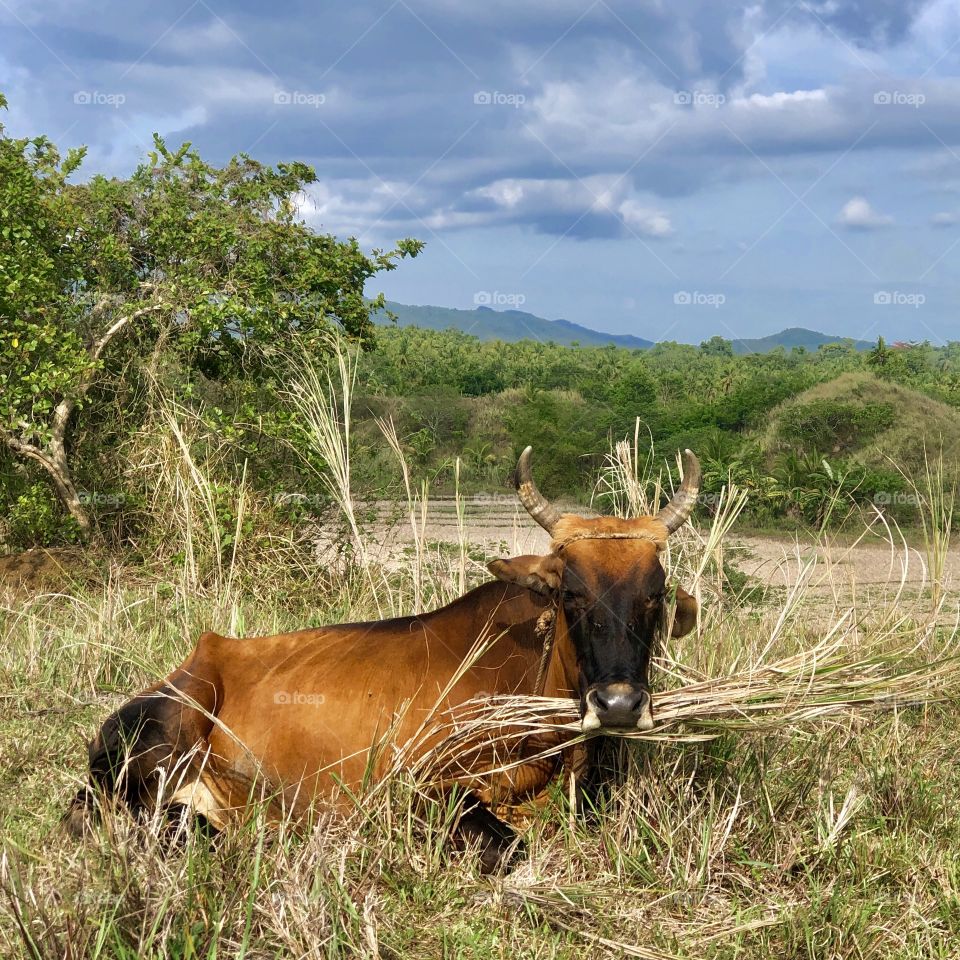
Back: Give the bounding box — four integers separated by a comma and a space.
2, 358, 960, 959
2, 500, 960, 959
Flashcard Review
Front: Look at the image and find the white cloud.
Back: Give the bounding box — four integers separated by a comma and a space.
931, 210, 960, 227
738, 89, 828, 109
523, 58, 960, 192
295, 181, 397, 235
836, 196, 893, 230
472, 175, 673, 237
617, 199, 673, 237
479, 179, 526, 208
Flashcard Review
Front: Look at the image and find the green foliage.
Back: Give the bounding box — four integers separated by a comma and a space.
350, 331, 960, 530
777, 400, 896, 453
503, 390, 615, 496
700, 335, 734, 357
605, 357, 657, 410
0, 116, 89, 444
4, 481, 81, 547
0, 94, 421, 541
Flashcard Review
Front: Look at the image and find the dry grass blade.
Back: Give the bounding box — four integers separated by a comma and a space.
282, 337, 373, 576
376, 415, 429, 611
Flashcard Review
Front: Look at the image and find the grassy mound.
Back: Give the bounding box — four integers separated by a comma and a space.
759, 371, 960, 475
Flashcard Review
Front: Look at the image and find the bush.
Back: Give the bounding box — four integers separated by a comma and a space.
4, 481, 80, 548
777, 400, 895, 454
503, 390, 614, 496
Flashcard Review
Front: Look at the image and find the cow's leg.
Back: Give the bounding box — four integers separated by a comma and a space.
572, 737, 643, 822
64, 663, 220, 836
453, 794, 525, 874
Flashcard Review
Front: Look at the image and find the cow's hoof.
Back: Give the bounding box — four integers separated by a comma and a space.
61, 787, 100, 838
455, 803, 525, 874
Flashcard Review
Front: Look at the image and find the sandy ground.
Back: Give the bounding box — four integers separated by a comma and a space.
349, 498, 960, 595
727, 533, 956, 590
2, 500, 957, 597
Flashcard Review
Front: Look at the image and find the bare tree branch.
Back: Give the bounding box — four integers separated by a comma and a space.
51, 300, 166, 439
2, 294, 167, 539
0, 427, 48, 465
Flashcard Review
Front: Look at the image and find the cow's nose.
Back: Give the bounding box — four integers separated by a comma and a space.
584, 683, 653, 731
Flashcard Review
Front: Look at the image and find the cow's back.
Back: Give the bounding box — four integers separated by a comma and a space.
184, 580, 549, 810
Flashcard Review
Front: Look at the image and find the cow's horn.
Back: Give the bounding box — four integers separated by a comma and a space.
514, 446, 563, 535
657, 449, 701, 534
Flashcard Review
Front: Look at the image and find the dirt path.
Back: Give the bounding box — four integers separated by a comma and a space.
728, 533, 956, 591
4, 502, 956, 596
350, 498, 959, 593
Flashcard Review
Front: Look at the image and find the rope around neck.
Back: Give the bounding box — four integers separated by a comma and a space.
533, 605, 557, 696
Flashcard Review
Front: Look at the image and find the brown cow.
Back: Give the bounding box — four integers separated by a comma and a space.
66, 447, 701, 869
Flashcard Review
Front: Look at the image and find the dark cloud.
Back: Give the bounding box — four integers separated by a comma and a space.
785, 0, 928, 44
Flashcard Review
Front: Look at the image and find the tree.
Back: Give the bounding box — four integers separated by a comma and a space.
866, 336, 906, 381
608, 357, 656, 410
0, 95, 421, 538
699, 335, 734, 357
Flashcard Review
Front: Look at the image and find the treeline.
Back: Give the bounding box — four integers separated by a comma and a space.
349, 328, 960, 526
4, 315, 958, 549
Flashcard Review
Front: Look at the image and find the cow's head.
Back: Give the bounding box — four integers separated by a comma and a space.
488, 447, 700, 734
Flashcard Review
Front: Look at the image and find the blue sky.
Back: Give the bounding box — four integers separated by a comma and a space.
2, 0, 959, 343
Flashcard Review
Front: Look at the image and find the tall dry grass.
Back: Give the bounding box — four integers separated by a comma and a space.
282, 339, 478, 621
903, 446, 956, 609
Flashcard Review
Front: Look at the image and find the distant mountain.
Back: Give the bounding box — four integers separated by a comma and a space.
377, 302, 874, 354
379, 301, 654, 349
728, 327, 873, 355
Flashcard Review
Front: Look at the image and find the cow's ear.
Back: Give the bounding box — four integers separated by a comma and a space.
487, 554, 563, 597
671, 585, 698, 637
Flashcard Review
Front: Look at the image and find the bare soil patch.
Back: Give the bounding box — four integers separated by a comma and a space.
0, 548, 101, 596
355, 499, 958, 593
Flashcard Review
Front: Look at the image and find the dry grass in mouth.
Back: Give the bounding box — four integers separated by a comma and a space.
400, 606, 960, 795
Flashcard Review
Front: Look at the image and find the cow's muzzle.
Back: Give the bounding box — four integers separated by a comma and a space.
581, 683, 654, 733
